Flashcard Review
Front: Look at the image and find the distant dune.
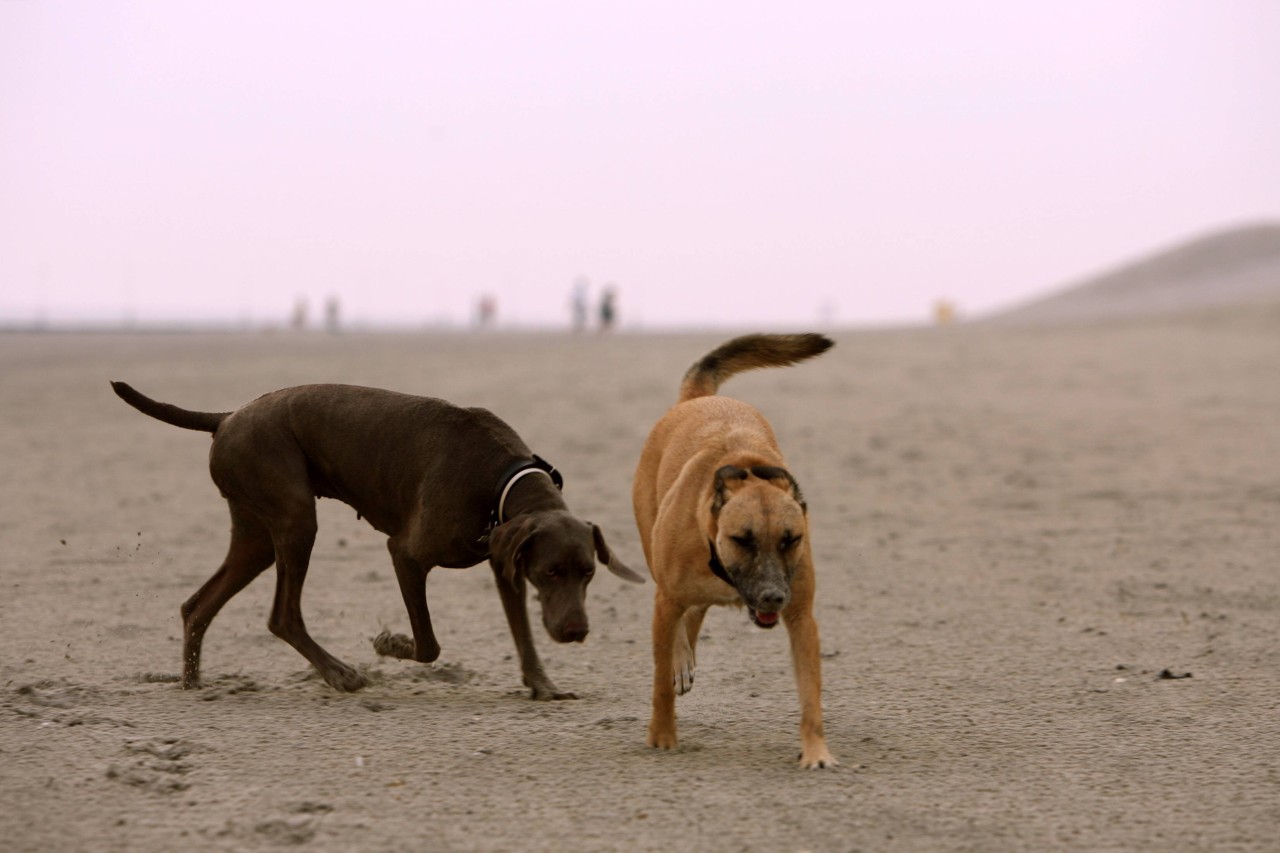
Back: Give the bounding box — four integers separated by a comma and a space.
984, 222, 1280, 325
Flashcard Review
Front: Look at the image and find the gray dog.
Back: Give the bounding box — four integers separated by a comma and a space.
111, 381, 643, 698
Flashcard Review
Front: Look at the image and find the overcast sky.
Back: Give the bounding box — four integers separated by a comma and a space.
2, 1, 1276, 329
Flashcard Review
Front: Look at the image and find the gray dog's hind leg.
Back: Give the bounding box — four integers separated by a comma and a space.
180, 503, 275, 688
374, 540, 441, 663
489, 565, 576, 700
265, 507, 368, 692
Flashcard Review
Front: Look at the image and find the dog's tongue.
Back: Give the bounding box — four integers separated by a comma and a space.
754, 610, 779, 626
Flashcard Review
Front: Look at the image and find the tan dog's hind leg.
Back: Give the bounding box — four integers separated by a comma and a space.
648, 592, 682, 749
673, 605, 708, 695
784, 605, 837, 769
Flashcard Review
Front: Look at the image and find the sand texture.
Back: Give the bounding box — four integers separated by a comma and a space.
2, 310, 1279, 851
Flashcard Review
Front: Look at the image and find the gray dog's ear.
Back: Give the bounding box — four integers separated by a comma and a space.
488, 518, 536, 584
711, 465, 750, 515
590, 523, 646, 583
750, 464, 807, 512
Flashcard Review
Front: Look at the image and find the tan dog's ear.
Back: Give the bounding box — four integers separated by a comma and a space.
488, 518, 535, 584
750, 464, 807, 512
711, 465, 750, 515
591, 523, 646, 583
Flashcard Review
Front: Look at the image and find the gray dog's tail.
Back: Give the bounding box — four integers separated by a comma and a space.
678, 333, 834, 403
110, 381, 230, 433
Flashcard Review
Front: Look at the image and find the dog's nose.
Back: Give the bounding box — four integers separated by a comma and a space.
757, 589, 788, 613
560, 623, 589, 643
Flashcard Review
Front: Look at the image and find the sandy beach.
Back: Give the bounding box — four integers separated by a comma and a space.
2, 308, 1278, 851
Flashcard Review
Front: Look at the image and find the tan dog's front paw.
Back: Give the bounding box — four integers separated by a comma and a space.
647, 721, 678, 750
798, 743, 837, 769
673, 660, 695, 696
672, 636, 696, 695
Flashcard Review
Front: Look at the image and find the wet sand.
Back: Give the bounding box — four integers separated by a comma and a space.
2, 309, 1278, 851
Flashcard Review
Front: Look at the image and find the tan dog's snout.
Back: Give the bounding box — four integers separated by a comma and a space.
733, 558, 792, 613
716, 544, 794, 615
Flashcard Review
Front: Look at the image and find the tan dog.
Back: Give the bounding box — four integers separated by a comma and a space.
632, 333, 836, 768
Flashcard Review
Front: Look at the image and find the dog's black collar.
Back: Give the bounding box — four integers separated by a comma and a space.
478, 455, 564, 545
707, 539, 737, 590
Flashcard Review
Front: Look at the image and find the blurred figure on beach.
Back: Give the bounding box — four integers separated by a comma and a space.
475, 294, 497, 329
599, 285, 617, 332
290, 297, 309, 331
324, 296, 341, 334
570, 276, 589, 333
934, 298, 957, 326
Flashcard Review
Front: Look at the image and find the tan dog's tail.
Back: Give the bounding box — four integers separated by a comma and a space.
110, 381, 230, 433
678, 333, 834, 402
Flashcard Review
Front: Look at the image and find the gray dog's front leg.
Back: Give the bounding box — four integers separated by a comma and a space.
490, 566, 576, 700
375, 544, 441, 663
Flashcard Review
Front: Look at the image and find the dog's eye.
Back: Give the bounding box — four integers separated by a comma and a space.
779, 534, 802, 552
730, 532, 755, 549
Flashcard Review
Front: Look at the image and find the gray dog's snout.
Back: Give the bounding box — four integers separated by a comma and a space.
560, 623, 589, 643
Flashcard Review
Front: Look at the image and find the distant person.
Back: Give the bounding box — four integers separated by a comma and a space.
290, 297, 309, 332
324, 296, 341, 334
570, 277, 589, 333
599, 286, 617, 333
476, 294, 497, 329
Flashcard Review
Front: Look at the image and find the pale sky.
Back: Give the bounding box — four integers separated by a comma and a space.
2, 1, 1277, 329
